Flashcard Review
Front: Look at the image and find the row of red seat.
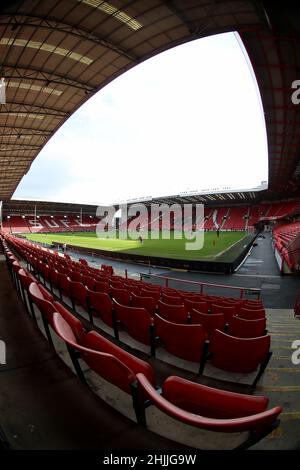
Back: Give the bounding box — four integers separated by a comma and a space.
2, 215, 100, 234
12, 237, 267, 348
1, 236, 282, 449
4, 233, 271, 390
273, 221, 300, 271
4, 231, 264, 310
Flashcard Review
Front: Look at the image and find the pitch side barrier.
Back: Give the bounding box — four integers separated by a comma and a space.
140, 273, 261, 300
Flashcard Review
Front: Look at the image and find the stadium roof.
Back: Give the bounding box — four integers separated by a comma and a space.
0, 1, 299, 202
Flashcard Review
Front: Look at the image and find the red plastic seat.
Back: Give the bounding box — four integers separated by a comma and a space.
154, 314, 207, 370
184, 298, 209, 314
228, 316, 266, 338
238, 307, 265, 320
190, 309, 226, 338
111, 287, 131, 306
85, 330, 156, 391
113, 299, 154, 347
82, 275, 95, 291
49, 267, 59, 291
128, 286, 141, 297
157, 300, 188, 324
70, 271, 82, 282
79, 258, 88, 266
93, 280, 110, 294
242, 299, 264, 308
53, 301, 86, 344
17, 268, 36, 311
11, 260, 22, 290
110, 280, 124, 289
211, 304, 237, 322
140, 289, 161, 301
70, 280, 88, 312
131, 293, 157, 315
87, 289, 113, 327
136, 373, 282, 449
208, 329, 271, 388
57, 273, 71, 299
161, 294, 183, 305
52, 312, 153, 423
28, 282, 56, 341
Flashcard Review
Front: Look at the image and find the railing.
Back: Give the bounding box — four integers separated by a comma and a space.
139, 272, 261, 299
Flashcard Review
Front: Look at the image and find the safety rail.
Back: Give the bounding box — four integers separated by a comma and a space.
139, 272, 261, 299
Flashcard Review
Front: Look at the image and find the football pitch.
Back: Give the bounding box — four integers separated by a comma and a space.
25, 230, 251, 262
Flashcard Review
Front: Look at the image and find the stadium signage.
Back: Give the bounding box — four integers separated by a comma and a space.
96, 203, 204, 250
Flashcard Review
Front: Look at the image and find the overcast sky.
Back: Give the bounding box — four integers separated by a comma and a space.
13, 32, 268, 206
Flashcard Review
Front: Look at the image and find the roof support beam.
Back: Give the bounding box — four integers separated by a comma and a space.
0, 14, 138, 62
2, 65, 94, 92
0, 126, 52, 135
2, 102, 68, 117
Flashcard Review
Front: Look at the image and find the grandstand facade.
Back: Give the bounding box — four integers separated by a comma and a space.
2, 195, 300, 274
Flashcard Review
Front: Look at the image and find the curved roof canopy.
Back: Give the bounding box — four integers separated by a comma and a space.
0, 0, 299, 201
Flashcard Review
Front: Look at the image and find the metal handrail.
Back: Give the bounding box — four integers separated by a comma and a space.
140, 272, 261, 299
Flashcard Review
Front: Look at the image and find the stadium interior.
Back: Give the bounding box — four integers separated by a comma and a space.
0, 0, 300, 454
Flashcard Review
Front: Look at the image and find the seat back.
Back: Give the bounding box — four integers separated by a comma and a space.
52, 313, 135, 394
209, 329, 270, 373
86, 330, 156, 391
53, 301, 86, 344
49, 267, 59, 288
131, 293, 157, 315
111, 287, 130, 305
57, 273, 71, 295
157, 300, 188, 323
184, 298, 209, 314
87, 290, 113, 326
228, 316, 266, 338
113, 300, 153, 345
211, 304, 236, 322
18, 268, 35, 290
70, 271, 82, 282
155, 314, 206, 362
238, 308, 265, 320
140, 289, 161, 301
93, 280, 110, 294
161, 294, 183, 305
190, 309, 225, 338
28, 282, 56, 325
70, 280, 88, 309
82, 275, 95, 290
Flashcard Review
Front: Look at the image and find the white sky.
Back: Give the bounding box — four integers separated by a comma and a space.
13, 32, 268, 206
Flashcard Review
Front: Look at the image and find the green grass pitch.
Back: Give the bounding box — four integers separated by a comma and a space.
25, 230, 250, 262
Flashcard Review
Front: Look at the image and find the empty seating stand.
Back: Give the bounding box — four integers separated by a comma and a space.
0, 233, 284, 450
